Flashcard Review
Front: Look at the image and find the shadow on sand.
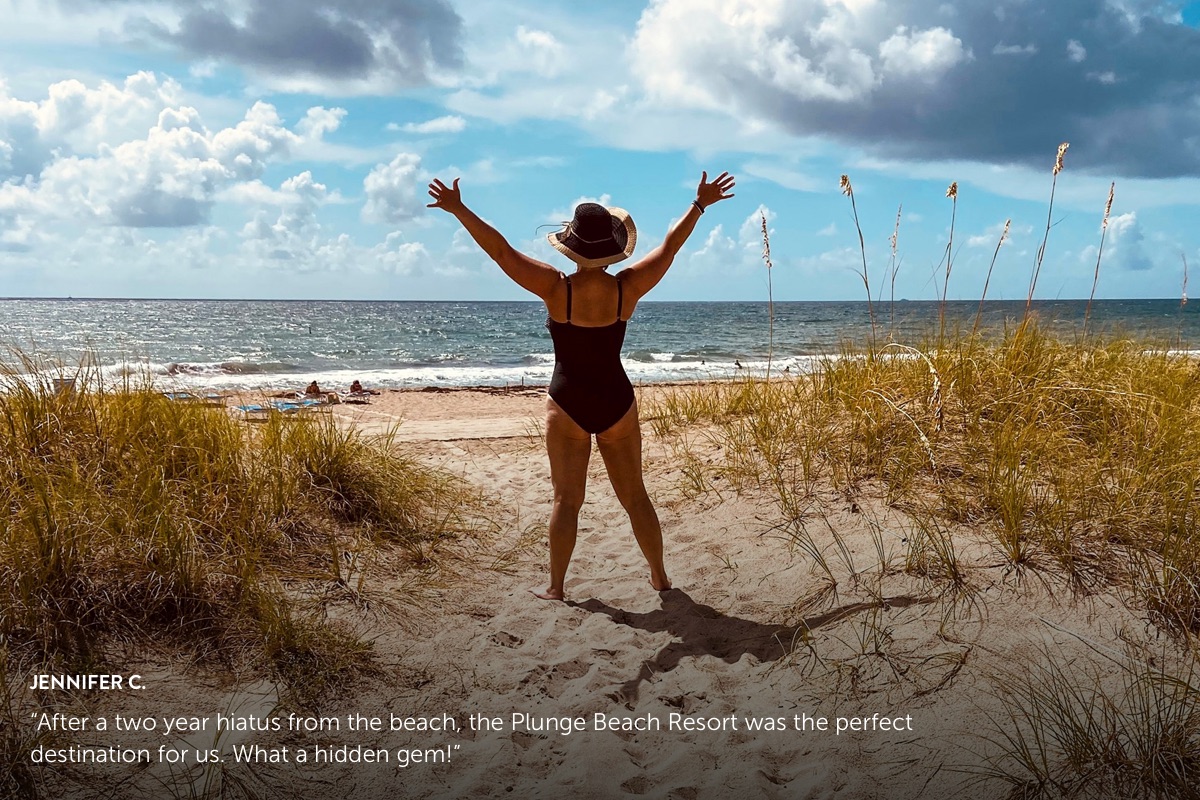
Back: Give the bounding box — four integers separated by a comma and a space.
569, 589, 935, 705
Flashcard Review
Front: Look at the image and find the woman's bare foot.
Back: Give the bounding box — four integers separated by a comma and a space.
650, 572, 671, 591
531, 587, 565, 601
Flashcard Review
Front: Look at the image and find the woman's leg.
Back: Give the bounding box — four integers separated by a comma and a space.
535, 397, 592, 600
596, 400, 671, 591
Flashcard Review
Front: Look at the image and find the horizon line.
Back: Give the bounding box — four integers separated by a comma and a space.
0, 296, 1189, 304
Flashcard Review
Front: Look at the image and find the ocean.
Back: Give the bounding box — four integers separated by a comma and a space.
1, 298, 1195, 391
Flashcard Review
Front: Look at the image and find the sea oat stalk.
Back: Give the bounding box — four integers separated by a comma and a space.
972, 219, 1011, 337
1026, 142, 1069, 317
1182, 254, 1189, 309
1084, 182, 1115, 333
761, 212, 775, 381
889, 204, 902, 329
939, 182, 958, 343
841, 174, 876, 347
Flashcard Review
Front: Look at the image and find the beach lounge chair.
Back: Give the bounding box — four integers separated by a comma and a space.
235, 403, 269, 421
162, 391, 199, 402
296, 398, 332, 415
340, 391, 372, 405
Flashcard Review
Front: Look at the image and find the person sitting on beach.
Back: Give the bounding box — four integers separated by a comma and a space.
350, 380, 364, 394
304, 381, 322, 396
427, 171, 736, 600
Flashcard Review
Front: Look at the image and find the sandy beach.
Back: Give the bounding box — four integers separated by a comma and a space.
7, 1, 1200, 795
19, 380, 1192, 800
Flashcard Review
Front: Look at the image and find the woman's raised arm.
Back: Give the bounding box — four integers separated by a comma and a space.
427, 177, 561, 299
618, 171, 735, 301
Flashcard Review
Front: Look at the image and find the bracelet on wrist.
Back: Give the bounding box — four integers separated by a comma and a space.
692, 199, 706, 214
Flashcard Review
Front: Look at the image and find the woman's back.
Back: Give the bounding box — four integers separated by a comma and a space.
545, 269, 634, 325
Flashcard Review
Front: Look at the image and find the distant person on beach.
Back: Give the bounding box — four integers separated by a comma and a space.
428, 171, 736, 600
350, 380, 363, 393
305, 381, 322, 396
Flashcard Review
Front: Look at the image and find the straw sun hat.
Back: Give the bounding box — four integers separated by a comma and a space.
547, 203, 637, 269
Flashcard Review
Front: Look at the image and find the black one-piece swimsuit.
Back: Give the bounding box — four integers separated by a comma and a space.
545, 275, 635, 434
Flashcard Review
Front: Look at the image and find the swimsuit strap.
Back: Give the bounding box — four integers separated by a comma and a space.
616, 275, 623, 322
565, 274, 572, 323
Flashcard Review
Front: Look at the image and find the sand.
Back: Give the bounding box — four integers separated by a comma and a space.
28, 384, 1193, 799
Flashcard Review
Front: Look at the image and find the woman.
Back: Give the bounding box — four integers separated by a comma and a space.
427, 171, 736, 600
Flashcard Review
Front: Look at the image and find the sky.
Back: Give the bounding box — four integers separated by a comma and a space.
1, 0, 1199, 302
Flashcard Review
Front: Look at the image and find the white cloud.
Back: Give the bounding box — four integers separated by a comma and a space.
296, 107, 347, 140
515, 26, 566, 77
362, 153, 425, 224
624, 0, 1200, 177
685, 224, 739, 274
992, 43, 1038, 56
0, 74, 343, 229
372, 232, 432, 276
240, 171, 329, 263
1105, 211, 1152, 271
850, 153, 1200, 211
683, 205, 774, 275
967, 220, 1013, 248
387, 115, 467, 135
632, 0, 886, 107
1, 72, 182, 180
0, 208, 36, 252
741, 160, 821, 192
879, 26, 969, 79
547, 193, 613, 225
1067, 39, 1087, 62
792, 245, 863, 278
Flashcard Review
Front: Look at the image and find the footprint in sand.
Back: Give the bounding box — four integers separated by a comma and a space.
621, 775, 652, 795
510, 731, 539, 750
519, 658, 592, 698
488, 631, 524, 648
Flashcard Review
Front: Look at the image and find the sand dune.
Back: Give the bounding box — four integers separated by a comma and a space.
36, 385, 1192, 799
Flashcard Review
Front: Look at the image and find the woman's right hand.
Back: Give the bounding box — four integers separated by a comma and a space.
696, 171, 736, 208
427, 177, 465, 214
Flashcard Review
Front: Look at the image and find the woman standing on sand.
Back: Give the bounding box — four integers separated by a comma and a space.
427, 171, 736, 600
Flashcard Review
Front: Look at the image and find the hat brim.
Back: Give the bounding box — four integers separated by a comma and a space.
547, 207, 637, 269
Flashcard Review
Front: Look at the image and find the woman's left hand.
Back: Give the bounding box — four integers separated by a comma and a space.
696, 171, 736, 208
427, 177, 465, 214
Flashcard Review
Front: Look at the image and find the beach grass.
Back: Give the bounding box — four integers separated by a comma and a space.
971, 646, 1200, 799
650, 146, 1200, 793
650, 327, 1200, 635
0, 359, 484, 683
649, 326, 1200, 795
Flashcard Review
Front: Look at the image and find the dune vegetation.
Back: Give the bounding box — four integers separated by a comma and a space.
0, 358, 485, 681
647, 145, 1200, 797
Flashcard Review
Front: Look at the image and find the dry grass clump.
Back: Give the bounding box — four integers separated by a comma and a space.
972, 651, 1200, 799
650, 328, 1200, 637
0, 654, 47, 800
0, 362, 482, 675
653, 332, 1200, 795
653, 142, 1200, 795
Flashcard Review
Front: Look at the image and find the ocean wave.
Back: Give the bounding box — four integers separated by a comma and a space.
169, 361, 302, 376
103, 353, 831, 392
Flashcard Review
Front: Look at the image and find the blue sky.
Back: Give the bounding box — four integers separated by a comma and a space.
2, 0, 1199, 301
